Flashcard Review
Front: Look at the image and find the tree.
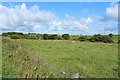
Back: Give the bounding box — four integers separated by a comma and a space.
118, 40, 120, 44
78, 36, 87, 41
89, 34, 113, 43
102, 35, 113, 43
10, 35, 20, 39
43, 34, 49, 40
62, 34, 70, 40
108, 33, 113, 37
48, 34, 58, 40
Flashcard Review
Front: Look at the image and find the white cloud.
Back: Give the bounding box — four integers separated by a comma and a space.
0, 3, 56, 31
49, 20, 62, 31
0, 3, 93, 33
63, 15, 91, 31
48, 15, 92, 32
103, 24, 118, 34
102, 3, 118, 21
32, 25, 41, 31
80, 17, 92, 24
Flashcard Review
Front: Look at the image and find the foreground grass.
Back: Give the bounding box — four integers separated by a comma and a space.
15, 39, 118, 78
0, 37, 2, 78
2, 38, 55, 78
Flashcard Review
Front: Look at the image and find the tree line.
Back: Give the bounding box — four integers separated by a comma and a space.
1, 32, 119, 43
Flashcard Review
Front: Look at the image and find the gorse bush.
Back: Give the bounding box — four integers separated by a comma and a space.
89, 34, 102, 42
48, 34, 58, 40
89, 34, 113, 43
10, 35, 20, 39
118, 40, 120, 44
78, 36, 88, 41
2, 32, 24, 36
2, 32, 116, 43
62, 34, 70, 40
102, 35, 113, 43
43, 34, 49, 40
108, 33, 113, 37
42, 34, 61, 40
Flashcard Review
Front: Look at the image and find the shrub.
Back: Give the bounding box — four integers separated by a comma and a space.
48, 34, 58, 40
57, 36, 62, 40
78, 36, 87, 41
10, 35, 20, 39
62, 34, 70, 40
89, 34, 102, 42
117, 40, 120, 44
108, 33, 113, 37
43, 34, 49, 40
72, 38, 78, 41
90, 34, 113, 43
102, 35, 113, 43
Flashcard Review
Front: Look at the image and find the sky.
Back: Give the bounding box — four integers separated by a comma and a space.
0, 2, 119, 35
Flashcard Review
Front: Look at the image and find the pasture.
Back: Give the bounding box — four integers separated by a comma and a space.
2, 36, 119, 78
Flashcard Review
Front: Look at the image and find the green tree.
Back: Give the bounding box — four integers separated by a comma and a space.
62, 34, 70, 40
90, 34, 113, 43
43, 34, 49, 40
102, 35, 113, 43
48, 34, 58, 40
10, 35, 20, 39
118, 40, 120, 44
78, 36, 87, 41
108, 33, 113, 37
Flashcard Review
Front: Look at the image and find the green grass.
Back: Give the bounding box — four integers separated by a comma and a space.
0, 37, 2, 78
2, 38, 55, 78
112, 35, 119, 43
17, 39, 118, 78
2, 36, 119, 78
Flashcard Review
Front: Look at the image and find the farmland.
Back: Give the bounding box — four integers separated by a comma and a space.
1, 35, 119, 78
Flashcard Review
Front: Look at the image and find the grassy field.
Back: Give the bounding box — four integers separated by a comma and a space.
2, 36, 119, 78
0, 37, 2, 78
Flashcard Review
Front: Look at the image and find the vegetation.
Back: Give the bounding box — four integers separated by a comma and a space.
108, 33, 113, 38
2, 32, 119, 44
2, 34, 119, 78
1, 32, 119, 78
89, 34, 113, 43
118, 40, 120, 44
2, 37, 55, 78
2, 37, 118, 78
78, 36, 88, 41
43, 34, 49, 40
62, 34, 70, 40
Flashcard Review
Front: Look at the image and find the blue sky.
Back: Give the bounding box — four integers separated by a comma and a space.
0, 2, 118, 35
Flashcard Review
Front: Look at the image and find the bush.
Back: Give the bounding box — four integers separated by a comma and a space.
90, 34, 104, 42
43, 34, 49, 40
108, 33, 113, 37
62, 34, 70, 40
10, 35, 20, 39
90, 34, 113, 43
78, 36, 87, 41
48, 34, 58, 40
102, 35, 113, 43
57, 36, 62, 40
117, 40, 120, 44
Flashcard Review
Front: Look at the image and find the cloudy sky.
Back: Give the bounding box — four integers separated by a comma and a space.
0, 2, 119, 35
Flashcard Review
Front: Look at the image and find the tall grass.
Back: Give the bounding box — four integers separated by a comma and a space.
18, 39, 118, 78
2, 36, 119, 78
2, 37, 55, 78
0, 36, 2, 78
